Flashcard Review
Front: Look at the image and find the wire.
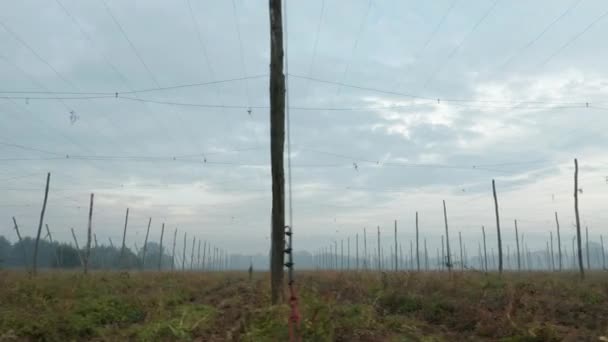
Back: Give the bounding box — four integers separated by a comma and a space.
230, 0, 252, 108
284, 0, 294, 238
536, 7, 608, 68
500, 0, 584, 69
335, 0, 372, 98
394, 0, 459, 91
422, 0, 500, 90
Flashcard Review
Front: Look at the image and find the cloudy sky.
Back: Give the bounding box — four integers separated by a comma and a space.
1, 0, 607, 258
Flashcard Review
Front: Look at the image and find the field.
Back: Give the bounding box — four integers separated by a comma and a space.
0, 270, 607, 341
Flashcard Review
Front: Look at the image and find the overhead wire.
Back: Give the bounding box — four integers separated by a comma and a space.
421, 0, 500, 91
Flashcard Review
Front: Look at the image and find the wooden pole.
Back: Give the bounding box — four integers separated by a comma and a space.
355, 233, 359, 270
441, 235, 445, 271
12, 217, 28, 270
363, 228, 367, 269
482, 226, 488, 272
394, 220, 398, 271
202, 240, 207, 271
182, 231, 187, 271
459, 231, 464, 270
171, 228, 177, 271
340, 239, 344, 270
71, 227, 84, 267
197, 239, 201, 270
600, 235, 606, 270
377, 226, 381, 271
492, 179, 503, 274
190, 235, 196, 270
32, 172, 51, 275
269, 0, 286, 305
574, 158, 584, 279
141, 217, 151, 270
84, 193, 93, 274
415, 212, 420, 271
120, 208, 129, 269
442, 200, 452, 271
555, 212, 562, 271
549, 231, 555, 271
45, 224, 60, 267
424, 238, 428, 270
158, 223, 165, 271
514, 220, 521, 271
585, 226, 590, 270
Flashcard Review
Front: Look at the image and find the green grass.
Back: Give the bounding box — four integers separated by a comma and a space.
0, 270, 607, 341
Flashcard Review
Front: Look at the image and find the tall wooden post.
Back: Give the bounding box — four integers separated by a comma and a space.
442, 200, 451, 271
182, 232, 187, 271
197, 239, 201, 270
415, 212, 420, 271
45, 224, 60, 267
441, 236, 445, 271
171, 228, 177, 271
142, 218, 151, 270
574, 158, 584, 279
514, 220, 521, 271
340, 239, 344, 270
190, 236, 196, 270
84, 193, 93, 274
377, 226, 381, 271
555, 212, 562, 271
71, 227, 84, 267
202, 241, 207, 271
600, 235, 606, 270
424, 238, 428, 270
363, 228, 367, 269
550, 231, 555, 271
120, 208, 129, 269
32, 172, 51, 275
482, 226, 488, 272
269, 0, 286, 304
492, 179, 503, 274
158, 223, 165, 271
585, 226, 590, 270
459, 231, 464, 270
355, 233, 359, 270
12, 217, 28, 270
394, 220, 398, 271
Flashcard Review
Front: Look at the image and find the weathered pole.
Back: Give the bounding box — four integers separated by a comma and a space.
158, 223, 165, 271
355, 233, 359, 270
171, 228, 177, 271
515, 220, 520, 271
120, 208, 130, 268
197, 239, 201, 270
71, 227, 84, 267
492, 179, 503, 274
32, 172, 51, 275
424, 238, 429, 270
12, 217, 28, 270
550, 231, 555, 271
415, 212, 420, 271
45, 224, 60, 267
269, 0, 286, 305
394, 220, 398, 271
555, 212, 562, 271
600, 235, 606, 270
190, 235, 196, 270
182, 232, 187, 271
482, 226, 488, 272
459, 231, 464, 270
84, 193, 93, 274
377, 226, 381, 271
442, 200, 451, 271
574, 158, 584, 279
441, 235, 445, 271
585, 226, 590, 270
341, 239, 344, 270
363, 228, 368, 269
202, 241, 207, 271
142, 217, 151, 270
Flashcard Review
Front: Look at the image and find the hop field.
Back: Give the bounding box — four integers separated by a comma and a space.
0, 270, 607, 341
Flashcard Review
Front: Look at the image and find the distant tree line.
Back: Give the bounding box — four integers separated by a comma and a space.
0, 235, 172, 270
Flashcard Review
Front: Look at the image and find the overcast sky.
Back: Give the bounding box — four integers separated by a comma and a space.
1, 0, 607, 257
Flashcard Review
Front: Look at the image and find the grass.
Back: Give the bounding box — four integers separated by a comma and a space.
0, 270, 607, 341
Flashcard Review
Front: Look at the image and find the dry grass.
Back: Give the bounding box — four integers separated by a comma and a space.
0, 270, 607, 341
